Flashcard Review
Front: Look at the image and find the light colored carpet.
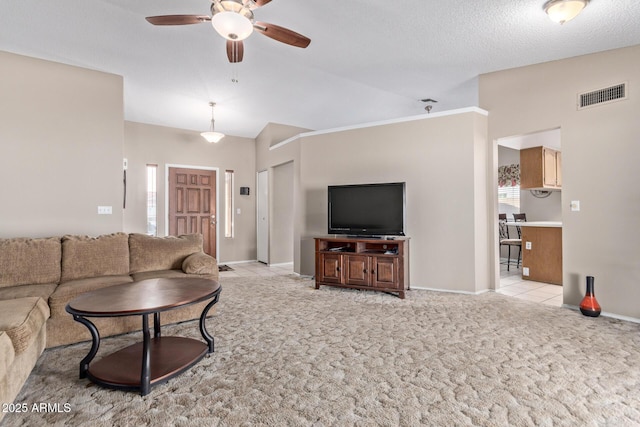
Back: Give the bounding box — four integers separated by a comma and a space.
4, 275, 640, 426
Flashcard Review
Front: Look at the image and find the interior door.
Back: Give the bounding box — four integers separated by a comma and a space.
257, 170, 268, 263
168, 167, 217, 257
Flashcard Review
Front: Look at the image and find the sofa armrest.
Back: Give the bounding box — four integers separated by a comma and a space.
182, 252, 218, 276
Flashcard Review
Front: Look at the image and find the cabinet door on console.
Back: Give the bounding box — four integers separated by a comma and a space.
318, 253, 342, 284
344, 255, 371, 286
371, 257, 398, 289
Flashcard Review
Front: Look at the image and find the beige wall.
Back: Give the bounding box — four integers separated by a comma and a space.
0, 51, 124, 238
271, 161, 294, 264
480, 45, 640, 318
123, 121, 257, 263
294, 110, 490, 292
256, 123, 305, 268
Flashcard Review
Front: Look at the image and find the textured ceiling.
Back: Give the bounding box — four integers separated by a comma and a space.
1, 0, 640, 138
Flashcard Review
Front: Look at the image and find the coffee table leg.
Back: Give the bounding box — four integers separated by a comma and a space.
154, 312, 161, 338
71, 315, 100, 379
199, 290, 221, 353
141, 314, 151, 396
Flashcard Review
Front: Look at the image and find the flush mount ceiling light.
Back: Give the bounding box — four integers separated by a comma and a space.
544, 0, 589, 24
201, 102, 225, 143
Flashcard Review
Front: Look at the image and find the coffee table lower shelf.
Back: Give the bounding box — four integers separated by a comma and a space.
87, 337, 207, 391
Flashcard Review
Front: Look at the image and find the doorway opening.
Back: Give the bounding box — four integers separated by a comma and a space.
496, 129, 563, 307
256, 162, 295, 266
256, 170, 268, 264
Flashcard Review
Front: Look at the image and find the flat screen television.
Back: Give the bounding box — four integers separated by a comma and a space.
328, 182, 405, 236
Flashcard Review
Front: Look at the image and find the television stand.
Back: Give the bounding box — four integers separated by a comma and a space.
314, 236, 410, 299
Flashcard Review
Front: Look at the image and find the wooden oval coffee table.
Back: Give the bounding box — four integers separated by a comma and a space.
66, 277, 221, 396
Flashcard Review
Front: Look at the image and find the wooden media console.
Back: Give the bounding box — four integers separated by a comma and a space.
314, 236, 410, 299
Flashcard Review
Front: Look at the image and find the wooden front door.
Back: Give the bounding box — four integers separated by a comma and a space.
168, 167, 216, 257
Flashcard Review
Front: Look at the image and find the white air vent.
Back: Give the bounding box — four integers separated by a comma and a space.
578, 83, 627, 110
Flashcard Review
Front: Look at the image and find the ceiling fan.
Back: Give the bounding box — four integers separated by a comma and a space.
146, 0, 311, 63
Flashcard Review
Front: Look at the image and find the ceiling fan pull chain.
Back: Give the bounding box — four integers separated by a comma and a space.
231, 63, 239, 83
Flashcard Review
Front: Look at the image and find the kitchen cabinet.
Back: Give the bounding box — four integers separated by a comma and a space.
520, 146, 561, 190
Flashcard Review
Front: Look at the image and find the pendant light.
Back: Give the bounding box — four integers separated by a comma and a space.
201, 102, 225, 143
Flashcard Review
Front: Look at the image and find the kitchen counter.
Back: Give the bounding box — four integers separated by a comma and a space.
521, 224, 562, 285
517, 221, 562, 227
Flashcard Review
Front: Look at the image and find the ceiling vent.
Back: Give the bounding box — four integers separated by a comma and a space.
578, 83, 627, 110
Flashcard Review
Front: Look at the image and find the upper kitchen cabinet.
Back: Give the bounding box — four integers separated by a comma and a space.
520, 146, 561, 190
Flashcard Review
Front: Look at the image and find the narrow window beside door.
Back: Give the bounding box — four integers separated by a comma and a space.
147, 164, 157, 236
225, 170, 234, 238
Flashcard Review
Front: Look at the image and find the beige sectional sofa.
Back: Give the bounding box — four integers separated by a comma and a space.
0, 232, 219, 418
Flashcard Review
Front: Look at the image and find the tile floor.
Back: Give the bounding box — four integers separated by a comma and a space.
498, 263, 563, 307
218, 261, 563, 307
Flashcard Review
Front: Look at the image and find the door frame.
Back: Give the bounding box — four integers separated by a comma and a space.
492, 128, 563, 291
256, 169, 269, 264
165, 164, 220, 259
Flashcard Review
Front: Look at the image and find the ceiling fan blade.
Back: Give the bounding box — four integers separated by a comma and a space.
253, 0, 272, 6
145, 15, 211, 26
254, 21, 311, 48
227, 40, 244, 63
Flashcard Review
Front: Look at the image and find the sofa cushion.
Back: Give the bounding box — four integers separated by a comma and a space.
0, 283, 57, 301
182, 252, 218, 276
61, 233, 130, 282
48, 275, 133, 319
129, 234, 203, 274
0, 237, 61, 288
0, 330, 15, 380
0, 297, 50, 355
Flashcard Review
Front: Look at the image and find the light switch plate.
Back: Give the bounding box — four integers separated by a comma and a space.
525, 241, 532, 250
523, 267, 530, 276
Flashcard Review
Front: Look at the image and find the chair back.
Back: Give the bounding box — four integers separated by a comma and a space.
512, 213, 526, 238
498, 213, 507, 220
512, 213, 527, 222
498, 220, 509, 240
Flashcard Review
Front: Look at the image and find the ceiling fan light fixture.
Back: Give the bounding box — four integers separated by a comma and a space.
544, 0, 589, 24
201, 102, 225, 143
212, 11, 254, 40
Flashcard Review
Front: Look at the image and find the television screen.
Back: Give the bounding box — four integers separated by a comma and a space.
328, 182, 405, 236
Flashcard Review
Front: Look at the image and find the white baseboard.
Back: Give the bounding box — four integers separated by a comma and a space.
221, 260, 294, 267
410, 286, 491, 296
221, 260, 258, 265
269, 262, 294, 267
562, 304, 640, 324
